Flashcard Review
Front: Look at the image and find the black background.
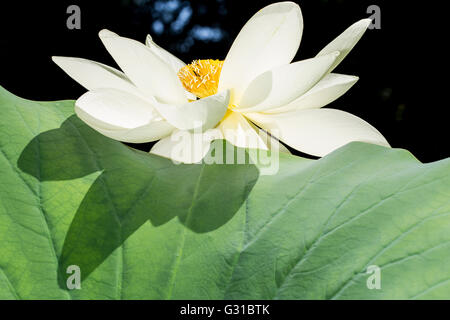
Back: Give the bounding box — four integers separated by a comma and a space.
0, 0, 448, 162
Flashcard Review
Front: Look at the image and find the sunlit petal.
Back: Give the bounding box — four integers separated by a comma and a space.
316, 19, 371, 72
219, 2, 303, 104
150, 129, 222, 164
75, 88, 174, 142
145, 34, 186, 73
52, 56, 140, 95
265, 73, 359, 114
151, 90, 230, 131
218, 112, 268, 150
145, 35, 197, 101
245, 108, 389, 157
83, 120, 174, 144
236, 52, 339, 112
99, 29, 187, 104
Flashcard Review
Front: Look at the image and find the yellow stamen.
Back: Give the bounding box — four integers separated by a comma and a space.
178, 59, 224, 99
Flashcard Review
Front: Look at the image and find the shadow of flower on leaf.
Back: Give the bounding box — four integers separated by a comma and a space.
18, 115, 259, 288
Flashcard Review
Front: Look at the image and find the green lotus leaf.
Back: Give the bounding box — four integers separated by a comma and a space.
0, 87, 449, 299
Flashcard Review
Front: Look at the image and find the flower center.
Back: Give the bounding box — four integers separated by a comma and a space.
178, 59, 224, 99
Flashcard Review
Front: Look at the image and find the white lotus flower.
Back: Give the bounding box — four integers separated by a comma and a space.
53, 1, 389, 163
